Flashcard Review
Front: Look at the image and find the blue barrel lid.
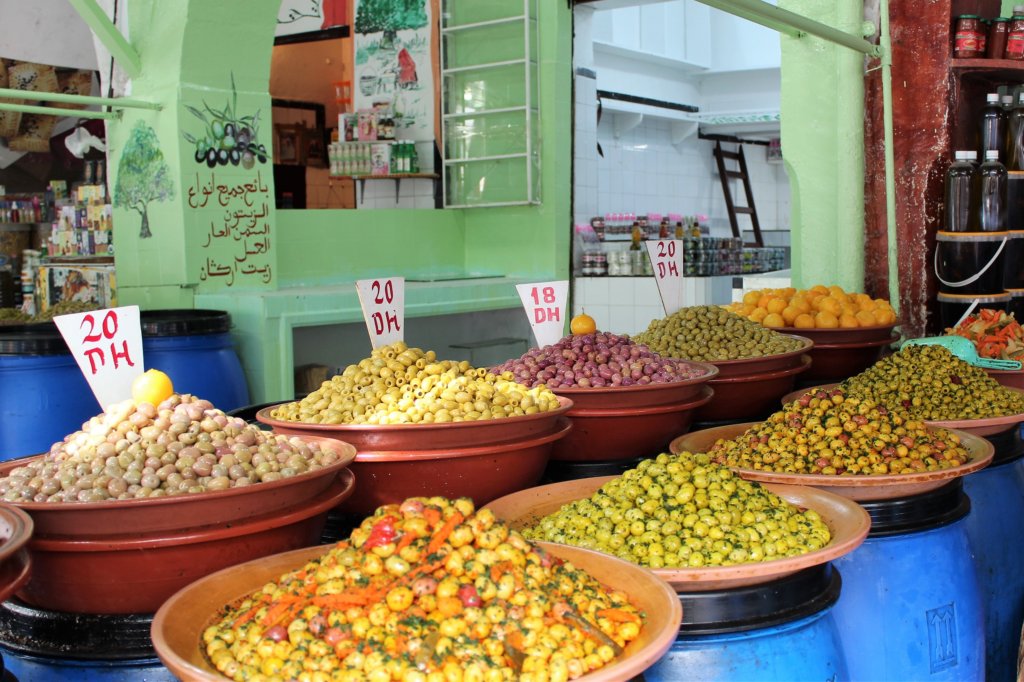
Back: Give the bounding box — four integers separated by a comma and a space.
140, 309, 231, 336
0, 599, 157, 659
860, 479, 969, 537
0, 324, 70, 355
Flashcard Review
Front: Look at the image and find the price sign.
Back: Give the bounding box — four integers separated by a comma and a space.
645, 239, 685, 316
53, 305, 144, 409
516, 281, 569, 348
356, 277, 405, 348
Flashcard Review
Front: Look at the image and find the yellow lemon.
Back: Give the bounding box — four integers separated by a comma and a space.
131, 369, 174, 406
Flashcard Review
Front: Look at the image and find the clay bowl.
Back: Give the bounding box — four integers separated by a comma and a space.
697, 355, 811, 422
777, 323, 897, 346
671, 423, 993, 501
551, 361, 718, 409
783, 384, 1024, 438
152, 541, 682, 682
0, 436, 356, 537
550, 385, 714, 463
257, 396, 574, 450
798, 332, 899, 382
988, 368, 1024, 391
16, 469, 355, 614
338, 419, 573, 517
486, 476, 869, 592
0, 505, 33, 604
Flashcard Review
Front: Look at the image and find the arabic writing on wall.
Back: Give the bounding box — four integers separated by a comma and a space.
187, 171, 273, 287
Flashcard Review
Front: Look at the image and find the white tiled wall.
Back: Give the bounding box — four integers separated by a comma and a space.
356, 178, 436, 210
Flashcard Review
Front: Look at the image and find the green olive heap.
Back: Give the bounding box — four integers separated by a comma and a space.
633, 305, 805, 361
272, 341, 560, 425
840, 344, 1024, 420
0, 394, 343, 503
709, 387, 971, 475
523, 452, 831, 569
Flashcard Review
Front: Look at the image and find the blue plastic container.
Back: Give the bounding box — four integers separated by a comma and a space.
0, 601, 175, 681
962, 426, 1024, 682
645, 563, 848, 681
141, 309, 249, 411
0, 326, 96, 460
832, 481, 984, 681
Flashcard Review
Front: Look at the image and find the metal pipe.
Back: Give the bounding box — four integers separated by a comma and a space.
0, 88, 159, 111
693, 0, 804, 39
878, 0, 899, 315
695, 0, 880, 56
67, 0, 141, 77
0, 101, 117, 120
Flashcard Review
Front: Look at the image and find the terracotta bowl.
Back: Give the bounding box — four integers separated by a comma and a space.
0, 505, 33, 604
151, 541, 682, 682
776, 324, 897, 346
697, 355, 811, 422
800, 333, 899, 382
257, 396, 574, 450
988, 368, 1024, 391
338, 419, 573, 517
550, 386, 714, 463
551, 361, 718, 409
671, 423, 993, 501
783, 384, 1024, 437
486, 476, 869, 592
0, 436, 356, 538
16, 469, 356, 614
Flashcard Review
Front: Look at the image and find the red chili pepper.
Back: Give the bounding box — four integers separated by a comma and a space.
363, 516, 398, 549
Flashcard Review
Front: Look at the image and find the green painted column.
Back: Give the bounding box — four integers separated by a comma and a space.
779, 0, 865, 291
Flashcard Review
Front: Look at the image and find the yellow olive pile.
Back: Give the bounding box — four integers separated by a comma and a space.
839, 345, 1024, 420
709, 387, 972, 475
0, 394, 343, 503
633, 305, 805, 361
272, 342, 561, 425
204, 497, 643, 682
524, 453, 830, 569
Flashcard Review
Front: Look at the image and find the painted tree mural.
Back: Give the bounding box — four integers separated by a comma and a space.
113, 120, 174, 239
355, 0, 427, 49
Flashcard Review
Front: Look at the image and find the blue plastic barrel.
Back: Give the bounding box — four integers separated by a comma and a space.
962, 426, 1024, 682
644, 563, 848, 681
832, 480, 984, 681
0, 600, 175, 681
0, 325, 96, 460
141, 309, 249, 411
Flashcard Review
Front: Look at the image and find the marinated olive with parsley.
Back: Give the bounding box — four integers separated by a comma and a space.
524, 452, 831, 568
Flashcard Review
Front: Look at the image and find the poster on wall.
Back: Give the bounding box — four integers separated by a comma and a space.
276, 0, 348, 38
353, 0, 434, 151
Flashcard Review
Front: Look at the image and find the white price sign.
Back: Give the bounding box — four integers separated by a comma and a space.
645, 239, 685, 316
356, 277, 405, 349
516, 281, 569, 348
53, 305, 144, 409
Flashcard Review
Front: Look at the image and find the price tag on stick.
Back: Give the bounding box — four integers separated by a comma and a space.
356, 277, 405, 349
645, 239, 686, 316
53, 305, 144, 409
516, 281, 569, 348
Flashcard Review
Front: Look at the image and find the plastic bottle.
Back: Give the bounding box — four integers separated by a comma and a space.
1007, 91, 1024, 170
945, 151, 977, 232
980, 93, 1007, 160
971, 149, 1008, 232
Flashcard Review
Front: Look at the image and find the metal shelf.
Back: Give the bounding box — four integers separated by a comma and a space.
443, 153, 528, 165
441, 15, 525, 33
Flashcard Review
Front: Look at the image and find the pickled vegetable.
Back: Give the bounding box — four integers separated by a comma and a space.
0, 394, 342, 503
524, 452, 830, 569
203, 497, 644, 682
273, 341, 560, 425
840, 345, 1024, 420
709, 387, 972, 475
491, 331, 709, 389
633, 305, 805, 362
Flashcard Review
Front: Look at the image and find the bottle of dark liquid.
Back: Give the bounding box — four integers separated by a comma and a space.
980, 92, 1006, 160
971, 149, 1008, 232
1007, 91, 1024, 170
945, 151, 976, 232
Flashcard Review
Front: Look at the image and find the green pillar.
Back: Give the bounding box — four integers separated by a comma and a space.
779, 0, 865, 291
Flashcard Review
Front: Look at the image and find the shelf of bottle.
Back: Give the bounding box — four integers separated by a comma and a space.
950, 58, 1024, 78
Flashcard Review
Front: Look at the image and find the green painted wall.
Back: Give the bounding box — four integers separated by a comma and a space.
779, 0, 865, 291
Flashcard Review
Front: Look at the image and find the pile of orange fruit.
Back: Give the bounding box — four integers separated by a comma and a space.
724, 285, 897, 329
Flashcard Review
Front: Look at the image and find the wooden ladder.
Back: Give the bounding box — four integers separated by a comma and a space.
713, 141, 764, 247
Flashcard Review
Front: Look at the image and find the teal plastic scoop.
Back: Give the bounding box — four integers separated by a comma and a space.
901, 335, 1022, 370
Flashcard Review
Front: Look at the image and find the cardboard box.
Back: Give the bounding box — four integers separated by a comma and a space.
35, 263, 116, 311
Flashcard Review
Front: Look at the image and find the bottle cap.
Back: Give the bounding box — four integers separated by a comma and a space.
986, 150, 1000, 161
988, 93, 1000, 103
1004, 95, 1015, 104
955, 151, 971, 160
965, 151, 979, 160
